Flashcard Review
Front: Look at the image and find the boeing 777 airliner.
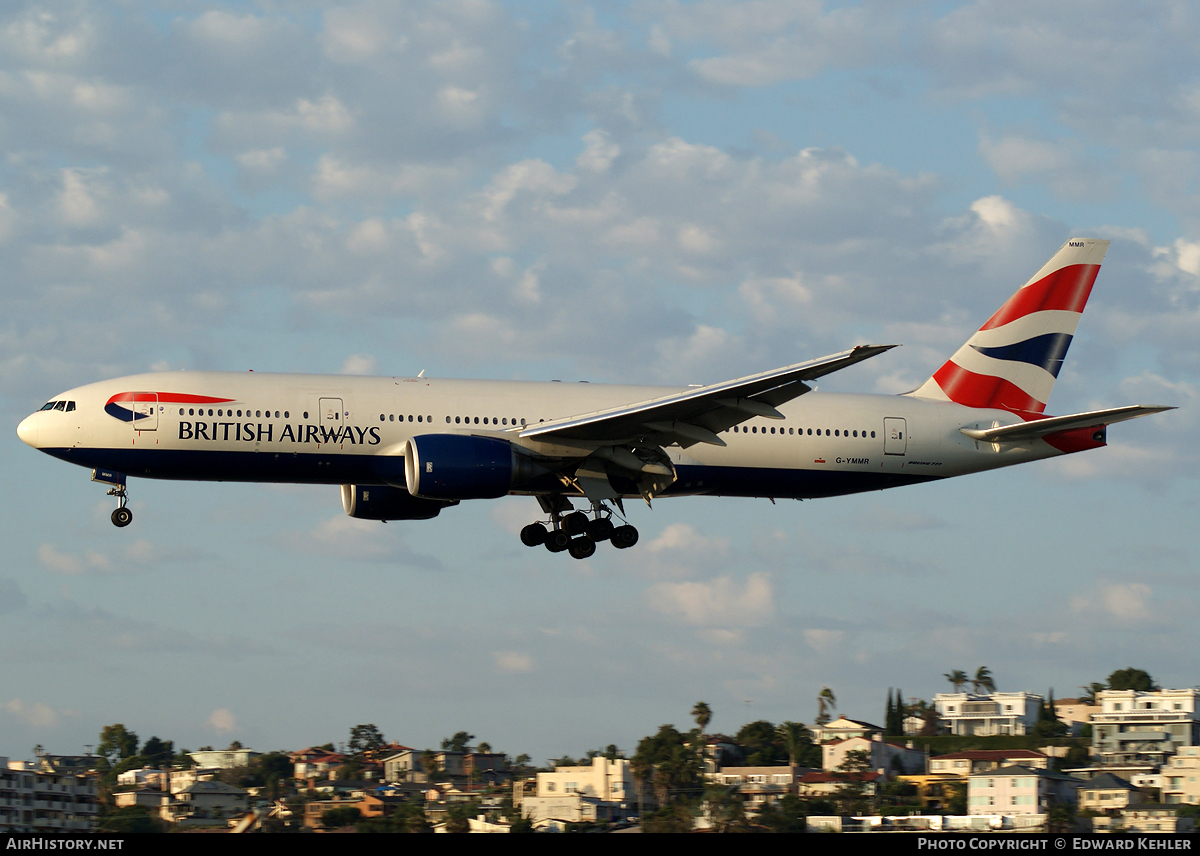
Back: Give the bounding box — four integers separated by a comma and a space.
17, 238, 1172, 558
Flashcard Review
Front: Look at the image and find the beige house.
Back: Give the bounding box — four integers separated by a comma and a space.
516, 757, 638, 825
1162, 744, 1200, 805
967, 765, 1081, 816
1076, 772, 1144, 814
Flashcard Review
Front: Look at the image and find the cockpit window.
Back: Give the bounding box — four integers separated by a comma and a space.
53, 401, 66, 411
65, 401, 75, 412
40, 402, 56, 411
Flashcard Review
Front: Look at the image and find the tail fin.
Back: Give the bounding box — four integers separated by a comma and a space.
909, 238, 1109, 415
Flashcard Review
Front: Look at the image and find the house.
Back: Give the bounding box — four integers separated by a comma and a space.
709, 766, 814, 808
933, 692, 1042, 736
967, 765, 1081, 816
188, 748, 261, 770
928, 749, 1050, 777
1054, 698, 1100, 737
1161, 744, 1200, 805
1076, 772, 1145, 814
1111, 804, 1197, 834
810, 716, 882, 744
821, 734, 925, 780
1091, 688, 1200, 767
516, 757, 638, 825
796, 770, 881, 798
291, 747, 347, 781
159, 780, 249, 825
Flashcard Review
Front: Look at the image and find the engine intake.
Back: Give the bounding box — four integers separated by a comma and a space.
341, 484, 455, 520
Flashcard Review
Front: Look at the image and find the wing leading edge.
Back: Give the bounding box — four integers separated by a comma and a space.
518, 344, 897, 449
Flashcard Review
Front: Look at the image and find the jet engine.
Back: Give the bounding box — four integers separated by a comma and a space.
403, 434, 547, 500
341, 484, 455, 520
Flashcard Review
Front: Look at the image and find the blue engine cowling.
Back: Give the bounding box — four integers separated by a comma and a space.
341, 484, 455, 520
404, 434, 538, 500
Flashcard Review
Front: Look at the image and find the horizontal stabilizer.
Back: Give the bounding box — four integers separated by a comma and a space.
959, 405, 1175, 442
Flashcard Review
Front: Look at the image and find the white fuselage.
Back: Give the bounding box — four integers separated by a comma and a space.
18, 370, 1068, 500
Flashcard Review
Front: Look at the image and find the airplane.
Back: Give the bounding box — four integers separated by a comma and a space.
17, 237, 1172, 559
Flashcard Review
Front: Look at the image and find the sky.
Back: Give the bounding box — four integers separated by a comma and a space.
2, 0, 1199, 766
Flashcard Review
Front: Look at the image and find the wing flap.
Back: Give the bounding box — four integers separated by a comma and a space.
959, 404, 1174, 442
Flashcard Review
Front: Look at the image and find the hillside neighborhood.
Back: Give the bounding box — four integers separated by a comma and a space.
3, 669, 1198, 833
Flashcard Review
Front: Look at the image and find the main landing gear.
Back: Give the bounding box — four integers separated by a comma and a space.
520, 498, 638, 559
108, 485, 132, 528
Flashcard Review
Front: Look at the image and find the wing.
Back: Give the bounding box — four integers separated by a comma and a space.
518, 344, 897, 449
958, 404, 1174, 442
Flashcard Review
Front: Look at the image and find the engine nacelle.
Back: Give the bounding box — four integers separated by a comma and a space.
341, 484, 455, 520
404, 434, 542, 500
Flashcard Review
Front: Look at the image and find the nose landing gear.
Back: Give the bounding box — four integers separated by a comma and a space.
109, 486, 132, 527
92, 469, 133, 528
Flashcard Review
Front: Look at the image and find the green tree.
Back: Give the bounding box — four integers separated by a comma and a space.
140, 736, 173, 767
776, 721, 818, 768
944, 670, 968, 693
755, 793, 807, 832
1079, 682, 1107, 705
736, 720, 786, 766
1107, 668, 1156, 691
816, 687, 837, 725
348, 724, 385, 759
632, 724, 703, 807
97, 724, 139, 767
691, 701, 712, 734
972, 666, 996, 694
442, 731, 475, 753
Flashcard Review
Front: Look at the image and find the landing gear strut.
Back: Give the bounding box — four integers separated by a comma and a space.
109, 486, 132, 528
519, 497, 637, 559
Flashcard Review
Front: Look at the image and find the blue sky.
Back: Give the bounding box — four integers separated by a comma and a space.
1, 0, 1198, 764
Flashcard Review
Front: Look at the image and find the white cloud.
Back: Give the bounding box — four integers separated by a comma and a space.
646, 572, 775, 627
2, 699, 60, 729
1071, 582, 1153, 624
340, 354, 377, 375
207, 708, 238, 733
492, 651, 533, 673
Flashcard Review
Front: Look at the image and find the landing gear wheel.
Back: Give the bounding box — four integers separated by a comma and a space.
520, 523, 548, 547
562, 511, 589, 536
567, 537, 596, 560
586, 518, 615, 542
111, 507, 133, 528
611, 525, 638, 549
544, 530, 570, 552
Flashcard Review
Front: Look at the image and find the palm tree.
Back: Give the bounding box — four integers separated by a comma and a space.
944, 670, 968, 693
1079, 682, 1106, 705
691, 701, 712, 734
816, 687, 837, 725
972, 666, 996, 695
776, 721, 812, 767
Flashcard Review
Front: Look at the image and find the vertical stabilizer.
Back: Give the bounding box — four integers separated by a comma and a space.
909, 238, 1109, 414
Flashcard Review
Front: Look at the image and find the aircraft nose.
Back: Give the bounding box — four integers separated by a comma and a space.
16, 413, 38, 448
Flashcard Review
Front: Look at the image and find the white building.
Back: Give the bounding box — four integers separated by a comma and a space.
188, 748, 261, 769
933, 692, 1042, 736
821, 734, 925, 780
1092, 688, 1200, 767
516, 757, 638, 825
0, 758, 98, 832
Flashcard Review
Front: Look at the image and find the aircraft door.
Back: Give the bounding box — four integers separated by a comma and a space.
883, 417, 907, 455
132, 393, 158, 430
319, 398, 344, 443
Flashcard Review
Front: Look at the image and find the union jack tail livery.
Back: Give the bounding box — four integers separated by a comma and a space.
910, 238, 1109, 415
